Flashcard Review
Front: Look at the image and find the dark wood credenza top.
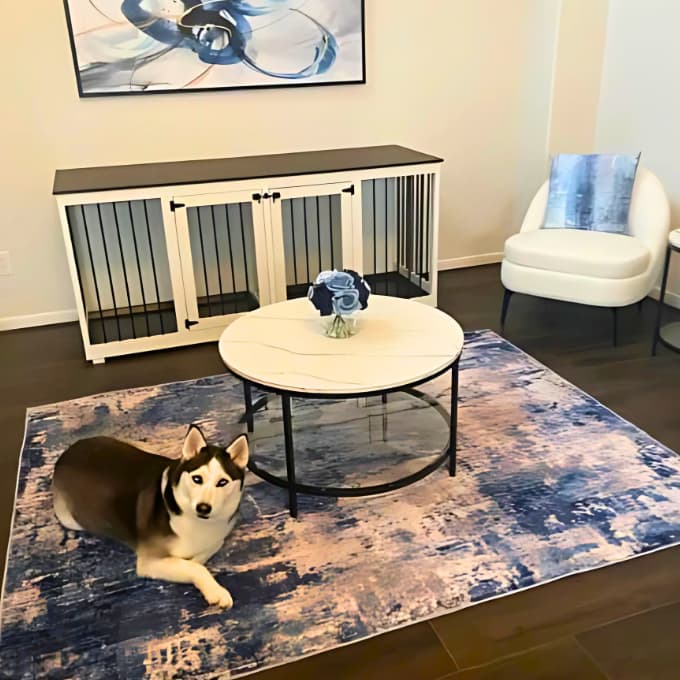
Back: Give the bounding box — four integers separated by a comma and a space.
53, 145, 443, 195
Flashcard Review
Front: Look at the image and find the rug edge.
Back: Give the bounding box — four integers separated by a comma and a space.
0, 410, 30, 639
232, 538, 680, 678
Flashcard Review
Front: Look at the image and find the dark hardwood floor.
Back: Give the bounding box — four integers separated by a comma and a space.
2, 264, 680, 679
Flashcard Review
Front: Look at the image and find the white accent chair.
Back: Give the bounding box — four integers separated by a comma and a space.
500, 167, 671, 345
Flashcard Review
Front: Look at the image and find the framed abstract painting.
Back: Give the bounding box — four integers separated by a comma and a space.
62, 0, 366, 97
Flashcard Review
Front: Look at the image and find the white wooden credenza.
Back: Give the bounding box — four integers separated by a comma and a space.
54, 145, 443, 363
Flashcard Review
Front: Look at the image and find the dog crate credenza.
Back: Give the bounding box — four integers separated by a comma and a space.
54, 145, 443, 364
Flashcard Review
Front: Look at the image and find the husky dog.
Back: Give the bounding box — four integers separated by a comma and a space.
52, 425, 248, 608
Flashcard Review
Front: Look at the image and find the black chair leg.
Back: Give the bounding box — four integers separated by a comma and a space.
638, 299, 644, 312
500, 289, 513, 332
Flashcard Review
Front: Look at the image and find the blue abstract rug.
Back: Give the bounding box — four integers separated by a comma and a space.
2, 330, 680, 679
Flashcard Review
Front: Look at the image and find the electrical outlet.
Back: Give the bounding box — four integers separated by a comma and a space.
0, 251, 12, 276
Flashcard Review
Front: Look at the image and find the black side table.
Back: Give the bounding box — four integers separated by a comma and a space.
652, 230, 680, 355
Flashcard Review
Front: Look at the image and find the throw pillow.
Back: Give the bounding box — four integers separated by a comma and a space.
543, 153, 641, 234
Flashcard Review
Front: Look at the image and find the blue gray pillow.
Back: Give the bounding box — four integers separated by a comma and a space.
543, 153, 641, 234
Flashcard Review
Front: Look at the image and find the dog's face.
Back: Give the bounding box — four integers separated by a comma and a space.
169, 426, 249, 521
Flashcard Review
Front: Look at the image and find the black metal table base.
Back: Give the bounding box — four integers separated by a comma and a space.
239, 358, 460, 518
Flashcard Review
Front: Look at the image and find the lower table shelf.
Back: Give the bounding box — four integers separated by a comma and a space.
658, 321, 680, 353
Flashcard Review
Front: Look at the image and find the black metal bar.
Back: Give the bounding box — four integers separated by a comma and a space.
224, 205, 237, 294
449, 359, 459, 476
372, 179, 377, 274
281, 394, 298, 518
418, 174, 425, 290
316, 196, 322, 277
80, 205, 107, 342
328, 196, 335, 269
406, 177, 413, 278
425, 174, 431, 282
239, 203, 250, 292
96, 202, 122, 340
142, 200, 165, 333
652, 245, 672, 356
196, 207, 212, 317
302, 197, 310, 283
243, 381, 254, 433
127, 202, 151, 336
113, 203, 136, 338
500, 288, 513, 332
384, 178, 389, 275
211, 205, 226, 315
381, 393, 387, 404
289, 199, 298, 285
397, 177, 401, 274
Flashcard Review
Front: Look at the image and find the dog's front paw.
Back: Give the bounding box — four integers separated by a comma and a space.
201, 582, 233, 609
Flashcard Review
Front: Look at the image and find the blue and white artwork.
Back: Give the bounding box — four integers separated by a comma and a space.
543, 153, 640, 234
63, 1, 365, 96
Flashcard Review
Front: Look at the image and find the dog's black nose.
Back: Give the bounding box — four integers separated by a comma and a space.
196, 503, 212, 516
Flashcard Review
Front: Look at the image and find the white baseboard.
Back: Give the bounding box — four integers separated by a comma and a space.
3, 280, 677, 332
0, 309, 79, 332
438, 252, 503, 271
650, 286, 680, 310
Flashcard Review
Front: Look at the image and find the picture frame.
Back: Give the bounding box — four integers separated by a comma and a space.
62, 0, 366, 97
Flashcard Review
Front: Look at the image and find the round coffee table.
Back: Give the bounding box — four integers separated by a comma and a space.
218, 295, 464, 517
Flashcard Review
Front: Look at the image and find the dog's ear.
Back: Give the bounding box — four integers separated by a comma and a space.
182, 424, 207, 459
227, 434, 249, 470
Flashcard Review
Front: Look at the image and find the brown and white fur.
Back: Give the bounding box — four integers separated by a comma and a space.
52, 425, 248, 608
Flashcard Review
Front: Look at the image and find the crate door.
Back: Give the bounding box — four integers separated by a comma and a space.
269, 183, 354, 301
173, 191, 270, 330
361, 172, 436, 299
65, 198, 178, 345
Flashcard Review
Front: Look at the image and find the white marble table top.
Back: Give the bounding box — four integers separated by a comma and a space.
218, 295, 464, 395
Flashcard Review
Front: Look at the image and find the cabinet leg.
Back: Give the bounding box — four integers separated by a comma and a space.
92, 358, 106, 365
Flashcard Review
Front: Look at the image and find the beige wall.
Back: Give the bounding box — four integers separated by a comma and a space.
0, 0, 560, 325
595, 0, 680, 300
548, 0, 609, 154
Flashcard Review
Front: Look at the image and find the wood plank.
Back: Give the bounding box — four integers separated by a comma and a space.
431, 547, 680, 668
577, 601, 680, 680
52, 146, 443, 195
446, 639, 607, 680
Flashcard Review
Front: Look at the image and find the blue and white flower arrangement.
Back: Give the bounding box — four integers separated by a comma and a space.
308, 269, 371, 338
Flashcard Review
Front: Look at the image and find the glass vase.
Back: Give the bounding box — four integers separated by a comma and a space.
324, 314, 356, 339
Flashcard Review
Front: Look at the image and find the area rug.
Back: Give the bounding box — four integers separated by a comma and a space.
2, 330, 680, 679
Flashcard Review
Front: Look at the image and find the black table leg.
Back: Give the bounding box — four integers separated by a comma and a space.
652, 245, 672, 356
449, 358, 459, 476
243, 381, 254, 433
281, 394, 298, 518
